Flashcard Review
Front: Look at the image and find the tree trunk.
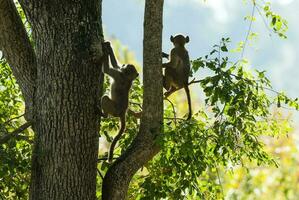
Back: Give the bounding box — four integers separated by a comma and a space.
1, 0, 164, 199
101, 0, 164, 199
15, 1, 104, 199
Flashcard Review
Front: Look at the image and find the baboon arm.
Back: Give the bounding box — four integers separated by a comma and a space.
162, 51, 179, 68
102, 54, 121, 79
162, 62, 172, 68
109, 51, 119, 69
107, 44, 120, 69
104, 67, 121, 80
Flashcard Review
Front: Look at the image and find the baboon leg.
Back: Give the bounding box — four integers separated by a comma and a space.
163, 75, 171, 91
101, 95, 118, 117
164, 86, 177, 98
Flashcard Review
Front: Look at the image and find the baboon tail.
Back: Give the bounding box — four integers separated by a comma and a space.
108, 116, 126, 163
184, 86, 192, 120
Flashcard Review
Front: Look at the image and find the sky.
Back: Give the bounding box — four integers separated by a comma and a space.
102, 0, 299, 122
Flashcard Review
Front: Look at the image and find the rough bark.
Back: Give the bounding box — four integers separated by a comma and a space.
0, 0, 37, 120
101, 0, 164, 199
1, 0, 105, 199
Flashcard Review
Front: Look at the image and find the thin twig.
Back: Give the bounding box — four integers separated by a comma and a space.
255, 4, 273, 37
2, 113, 25, 126
189, 74, 298, 112
188, 78, 202, 85
164, 98, 177, 125
15, 135, 32, 143
230, 73, 286, 95
129, 101, 142, 109
98, 156, 119, 162
0, 121, 32, 144
241, 2, 256, 59
97, 168, 104, 180
161, 78, 203, 97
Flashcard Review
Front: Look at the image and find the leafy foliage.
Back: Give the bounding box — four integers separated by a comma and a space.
0, 60, 31, 200
262, 2, 288, 38
0, 3, 33, 198
125, 38, 297, 199
223, 127, 299, 200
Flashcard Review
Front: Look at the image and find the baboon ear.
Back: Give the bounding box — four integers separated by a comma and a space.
185, 36, 190, 43
170, 35, 174, 42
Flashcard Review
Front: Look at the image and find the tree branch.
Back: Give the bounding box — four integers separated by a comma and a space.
164, 98, 177, 125
2, 113, 25, 126
160, 78, 203, 96
0, 121, 32, 144
97, 168, 104, 180
0, 0, 36, 120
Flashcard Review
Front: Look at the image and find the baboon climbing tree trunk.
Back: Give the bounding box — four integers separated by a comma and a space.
102, 0, 164, 199
0, 0, 163, 199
